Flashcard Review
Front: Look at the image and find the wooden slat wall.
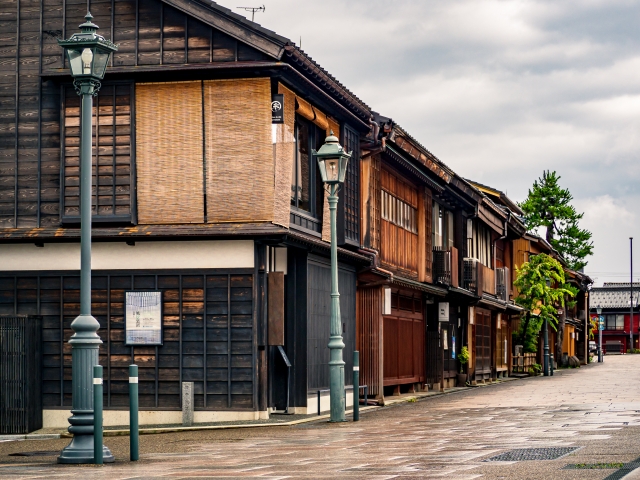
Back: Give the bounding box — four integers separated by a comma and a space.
424, 188, 433, 283
62, 83, 133, 220
380, 167, 419, 277
357, 286, 382, 398
204, 78, 272, 223
0, 0, 276, 230
0, 271, 255, 411
272, 83, 296, 228
136, 81, 204, 224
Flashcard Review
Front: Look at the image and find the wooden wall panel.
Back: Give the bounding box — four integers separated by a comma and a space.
62, 82, 133, 221
136, 81, 204, 224
424, 187, 433, 283
357, 286, 382, 398
204, 78, 272, 223
0, 270, 255, 411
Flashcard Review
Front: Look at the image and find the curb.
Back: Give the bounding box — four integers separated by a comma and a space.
0, 434, 61, 441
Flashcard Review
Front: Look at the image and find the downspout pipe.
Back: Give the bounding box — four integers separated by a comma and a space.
493, 210, 510, 271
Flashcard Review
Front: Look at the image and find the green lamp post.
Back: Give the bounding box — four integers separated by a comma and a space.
313, 132, 351, 422
57, 13, 117, 464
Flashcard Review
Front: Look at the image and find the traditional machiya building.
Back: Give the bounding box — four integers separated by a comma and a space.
511, 233, 593, 366
590, 283, 639, 355
0, 0, 373, 427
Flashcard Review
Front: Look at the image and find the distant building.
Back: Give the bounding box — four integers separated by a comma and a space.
590, 283, 640, 353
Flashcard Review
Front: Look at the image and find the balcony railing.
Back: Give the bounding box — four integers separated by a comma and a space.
433, 246, 458, 287
463, 258, 496, 296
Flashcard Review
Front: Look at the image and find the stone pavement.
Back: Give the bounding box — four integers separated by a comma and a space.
3, 355, 640, 479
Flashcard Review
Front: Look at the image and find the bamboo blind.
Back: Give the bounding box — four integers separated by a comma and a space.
312, 107, 329, 131
136, 81, 204, 224
295, 96, 315, 122
273, 83, 296, 227
327, 117, 340, 138
204, 78, 273, 222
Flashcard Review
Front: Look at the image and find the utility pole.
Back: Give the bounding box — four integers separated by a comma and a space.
631, 237, 634, 352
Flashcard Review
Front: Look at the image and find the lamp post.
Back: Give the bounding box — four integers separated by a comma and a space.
543, 277, 550, 376
313, 132, 351, 422
57, 13, 117, 464
596, 305, 603, 363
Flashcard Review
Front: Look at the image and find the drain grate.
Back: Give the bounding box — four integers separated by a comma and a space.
485, 447, 581, 462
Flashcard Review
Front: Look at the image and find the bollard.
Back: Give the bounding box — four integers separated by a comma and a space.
129, 364, 139, 461
317, 390, 321, 415
353, 351, 360, 421
364, 385, 368, 407
93, 365, 103, 465
550, 354, 554, 376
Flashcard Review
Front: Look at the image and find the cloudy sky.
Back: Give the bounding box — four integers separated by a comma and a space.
223, 0, 640, 285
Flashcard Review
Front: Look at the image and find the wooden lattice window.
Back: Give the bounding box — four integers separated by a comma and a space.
62, 82, 135, 223
339, 125, 360, 246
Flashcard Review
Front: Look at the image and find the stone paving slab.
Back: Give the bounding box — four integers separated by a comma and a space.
2, 357, 640, 478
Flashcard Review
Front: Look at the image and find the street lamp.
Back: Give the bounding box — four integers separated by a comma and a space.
314, 132, 351, 422
596, 305, 603, 363
543, 278, 550, 376
57, 13, 117, 464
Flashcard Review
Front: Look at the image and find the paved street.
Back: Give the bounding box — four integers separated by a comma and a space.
3, 356, 640, 479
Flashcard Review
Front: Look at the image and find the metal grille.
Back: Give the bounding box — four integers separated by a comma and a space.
485, 447, 581, 462
0, 316, 42, 434
463, 258, 478, 293
341, 125, 360, 245
433, 247, 452, 285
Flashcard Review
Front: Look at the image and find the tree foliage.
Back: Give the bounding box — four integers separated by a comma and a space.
519, 170, 593, 270
514, 253, 578, 352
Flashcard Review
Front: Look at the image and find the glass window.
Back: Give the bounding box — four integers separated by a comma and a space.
605, 314, 625, 330
291, 117, 324, 216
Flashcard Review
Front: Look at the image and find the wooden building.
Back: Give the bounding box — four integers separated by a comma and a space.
0, 0, 373, 426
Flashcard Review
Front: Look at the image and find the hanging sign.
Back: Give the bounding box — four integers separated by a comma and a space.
438, 302, 449, 322
271, 94, 284, 124
451, 336, 456, 359
125, 291, 163, 345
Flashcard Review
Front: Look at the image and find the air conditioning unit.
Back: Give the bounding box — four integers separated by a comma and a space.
496, 267, 510, 302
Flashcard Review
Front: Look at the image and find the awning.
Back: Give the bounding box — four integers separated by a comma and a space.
478, 294, 507, 311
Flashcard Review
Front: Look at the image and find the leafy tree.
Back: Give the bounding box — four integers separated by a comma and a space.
514, 253, 577, 353
519, 170, 593, 271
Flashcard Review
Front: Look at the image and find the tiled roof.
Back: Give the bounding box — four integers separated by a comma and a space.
590, 288, 640, 309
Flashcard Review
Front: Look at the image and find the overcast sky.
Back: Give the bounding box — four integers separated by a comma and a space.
223, 0, 640, 286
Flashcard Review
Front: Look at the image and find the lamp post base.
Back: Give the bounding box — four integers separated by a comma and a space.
58, 438, 114, 464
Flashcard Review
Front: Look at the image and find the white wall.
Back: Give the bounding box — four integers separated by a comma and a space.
0, 240, 254, 271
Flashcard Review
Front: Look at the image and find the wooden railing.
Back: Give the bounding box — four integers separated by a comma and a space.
462, 259, 495, 296
481, 264, 495, 295
512, 353, 536, 373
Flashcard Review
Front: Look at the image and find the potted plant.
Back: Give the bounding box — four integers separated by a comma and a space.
457, 346, 470, 386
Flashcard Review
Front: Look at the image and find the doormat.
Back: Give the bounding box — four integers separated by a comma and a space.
484, 447, 581, 462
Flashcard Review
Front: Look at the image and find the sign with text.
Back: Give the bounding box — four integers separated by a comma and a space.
271, 94, 284, 124
438, 302, 449, 322
125, 291, 163, 345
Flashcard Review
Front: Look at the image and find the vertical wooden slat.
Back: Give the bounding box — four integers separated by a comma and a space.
227, 273, 231, 408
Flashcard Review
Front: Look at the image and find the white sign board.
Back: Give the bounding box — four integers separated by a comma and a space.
438, 302, 449, 322
125, 291, 163, 345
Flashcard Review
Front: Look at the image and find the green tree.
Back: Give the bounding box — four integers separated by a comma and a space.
514, 253, 577, 353
519, 170, 593, 271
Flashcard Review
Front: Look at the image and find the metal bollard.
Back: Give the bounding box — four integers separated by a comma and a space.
550, 354, 554, 376
129, 364, 139, 461
353, 351, 360, 421
317, 390, 321, 415
364, 385, 368, 407
93, 365, 103, 465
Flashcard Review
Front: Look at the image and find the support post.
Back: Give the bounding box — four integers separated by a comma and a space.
328, 184, 345, 422
93, 366, 103, 465
129, 364, 139, 461
543, 317, 549, 376
630, 237, 634, 353
58, 82, 113, 465
353, 351, 359, 421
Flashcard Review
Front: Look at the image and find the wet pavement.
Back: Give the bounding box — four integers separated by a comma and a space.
2, 355, 640, 479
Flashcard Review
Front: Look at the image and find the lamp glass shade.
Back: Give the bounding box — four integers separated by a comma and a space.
67, 48, 85, 77
92, 49, 111, 78
596, 307, 602, 315
325, 159, 340, 182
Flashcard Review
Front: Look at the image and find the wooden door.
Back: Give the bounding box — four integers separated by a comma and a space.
475, 309, 492, 378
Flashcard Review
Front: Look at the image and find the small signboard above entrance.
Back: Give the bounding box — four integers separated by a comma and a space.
272, 94, 284, 124
438, 302, 449, 322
